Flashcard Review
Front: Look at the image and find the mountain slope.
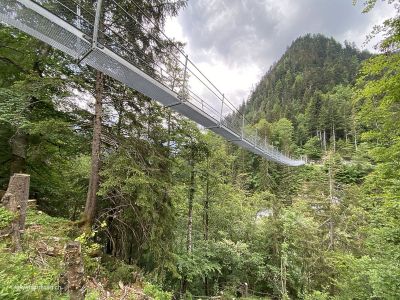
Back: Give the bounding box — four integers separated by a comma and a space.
246, 34, 370, 124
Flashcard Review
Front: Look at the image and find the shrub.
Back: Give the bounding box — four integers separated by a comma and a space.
304, 137, 322, 160
143, 282, 172, 300
0, 206, 15, 230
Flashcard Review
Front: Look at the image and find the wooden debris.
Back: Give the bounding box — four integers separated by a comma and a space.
63, 241, 86, 300
28, 199, 37, 209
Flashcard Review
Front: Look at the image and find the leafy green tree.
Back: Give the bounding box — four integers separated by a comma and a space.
304, 136, 322, 160
350, 49, 400, 300
271, 118, 294, 153
0, 25, 91, 216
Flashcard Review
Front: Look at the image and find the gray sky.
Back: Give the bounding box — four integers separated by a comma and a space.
165, 0, 395, 106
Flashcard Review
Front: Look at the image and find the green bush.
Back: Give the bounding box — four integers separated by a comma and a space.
0, 210, 71, 300
304, 291, 330, 300
143, 282, 172, 300
335, 162, 372, 184
85, 289, 101, 300
99, 255, 143, 287
0, 206, 15, 229
0, 247, 63, 300
304, 137, 322, 160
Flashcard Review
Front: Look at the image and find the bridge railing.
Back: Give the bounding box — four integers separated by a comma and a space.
4, 0, 304, 165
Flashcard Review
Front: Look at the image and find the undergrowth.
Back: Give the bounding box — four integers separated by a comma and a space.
0, 208, 173, 299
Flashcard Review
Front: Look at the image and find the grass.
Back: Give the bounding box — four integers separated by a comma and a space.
0, 208, 172, 299
0, 209, 71, 299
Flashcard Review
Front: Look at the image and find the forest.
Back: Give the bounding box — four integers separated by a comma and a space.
0, 0, 399, 299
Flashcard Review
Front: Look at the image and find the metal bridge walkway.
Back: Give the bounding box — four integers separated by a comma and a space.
0, 0, 305, 166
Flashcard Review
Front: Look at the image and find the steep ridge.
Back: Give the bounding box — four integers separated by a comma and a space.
242, 34, 371, 153
246, 34, 370, 124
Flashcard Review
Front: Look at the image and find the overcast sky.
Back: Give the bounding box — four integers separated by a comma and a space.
165, 0, 395, 106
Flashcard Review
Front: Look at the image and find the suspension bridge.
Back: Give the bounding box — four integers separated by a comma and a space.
0, 0, 305, 166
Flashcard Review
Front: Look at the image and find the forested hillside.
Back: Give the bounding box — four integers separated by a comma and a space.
0, 1, 399, 299
245, 34, 371, 154
246, 34, 370, 123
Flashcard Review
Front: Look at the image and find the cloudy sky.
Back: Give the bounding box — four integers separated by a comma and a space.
165, 0, 395, 106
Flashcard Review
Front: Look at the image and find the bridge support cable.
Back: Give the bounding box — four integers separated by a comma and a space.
0, 0, 305, 166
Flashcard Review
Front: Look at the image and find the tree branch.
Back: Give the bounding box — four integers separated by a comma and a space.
0, 56, 27, 72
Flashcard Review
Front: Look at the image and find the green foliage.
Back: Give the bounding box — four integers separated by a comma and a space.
0, 4, 399, 300
175, 238, 265, 291
143, 282, 172, 300
329, 6, 400, 297
0, 206, 15, 229
98, 142, 176, 274
175, 248, 221, 284
304, 291, 330, 300
246, 34, 369, 140
2, 210, 72, 299
0, 87, 29, 128
329, 252, 400, 299
211, 239, 266, 282
304, 137, 322, 160
236, 34, 368, 163
0, 245, 62, 300
85, 290, 101, 300
100, 255, 144, 287
335, 162, 371, 184
271, 118, 294, 152
25, 210, 73, 238
75, 231, 101, 255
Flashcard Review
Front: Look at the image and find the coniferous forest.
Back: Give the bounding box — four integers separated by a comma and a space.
0, 0, 399, 299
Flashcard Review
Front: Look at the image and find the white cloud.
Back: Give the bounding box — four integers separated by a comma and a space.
165, 17, 187, 44
165, 0, 396, 108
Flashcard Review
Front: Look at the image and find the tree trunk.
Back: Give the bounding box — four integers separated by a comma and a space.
10, 133, 28, 175
167, 111, 171, 153
332, 124, 336, 153
328, 161, 335, 250
203, 157, 210, 296
203, 157, 209, 242
9, 48, 48, 176
352, 111, 358, 151
354, 133, 358, 151
281, 251, 287, 298
203, 184, 209, 241
83, 70, 104, 228
116, 96, 124, 138
353, 121, 358, 151
328, 160, 336, 295
181, 151, 196, 296
317, 130, 322, 148
187, 158, 195, 254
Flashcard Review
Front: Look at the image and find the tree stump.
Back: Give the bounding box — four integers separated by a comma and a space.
1, 174, 30, 252
1, 193, 21, 251
243, 282, 248, 298
1, 174, 30, 231
64, 241, 85, 300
